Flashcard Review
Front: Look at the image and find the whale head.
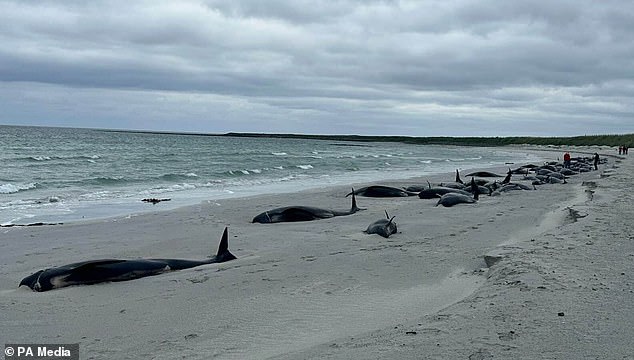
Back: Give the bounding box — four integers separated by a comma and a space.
19, 269, 51, 292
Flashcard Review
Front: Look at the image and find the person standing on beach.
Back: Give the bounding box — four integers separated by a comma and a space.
563, 152, 571, 168
618, 146, 623, 155
593, 153, 600, 170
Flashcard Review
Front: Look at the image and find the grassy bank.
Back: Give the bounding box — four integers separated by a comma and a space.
225, 132, 634, 147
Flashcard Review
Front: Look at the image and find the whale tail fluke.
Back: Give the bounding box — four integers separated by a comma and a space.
215, 227, 237, 262
381, 210, 396, 225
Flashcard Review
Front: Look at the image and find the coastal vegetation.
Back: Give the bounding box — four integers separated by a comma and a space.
225, 132, 634, 147
92, 126, 634, 147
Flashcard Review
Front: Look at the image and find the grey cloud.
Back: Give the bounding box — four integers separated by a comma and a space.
0, 0, 633, 136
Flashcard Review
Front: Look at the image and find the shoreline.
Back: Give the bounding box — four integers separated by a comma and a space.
1, 147, 629, 359
2, 145, 554, 227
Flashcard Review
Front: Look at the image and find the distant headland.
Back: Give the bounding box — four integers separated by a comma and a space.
15, 125, 630, 147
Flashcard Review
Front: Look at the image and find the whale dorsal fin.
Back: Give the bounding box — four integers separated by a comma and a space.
215, 227, 236, 262
455, 169, 463, 184
502, 169, 512, 184
470, 177, 480, 201
216, 227, 229, 256
350, 188, 363, 213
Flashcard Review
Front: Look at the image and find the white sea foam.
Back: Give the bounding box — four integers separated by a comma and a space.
0, 126, 548, 225
228, 170, 251, 175
0, 182, 37, 194
79, 190, 114, 200
167, 183, 196, 191
447, 156, 484, 162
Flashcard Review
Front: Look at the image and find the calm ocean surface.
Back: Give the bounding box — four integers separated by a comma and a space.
1, 125, 543, 225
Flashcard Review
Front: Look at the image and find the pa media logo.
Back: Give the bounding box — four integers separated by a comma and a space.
4, 344, 79, 360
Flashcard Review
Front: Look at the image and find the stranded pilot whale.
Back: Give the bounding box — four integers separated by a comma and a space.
435, 178, 480, 207
365, 210, 397, 238
252, 189, 363, 223
346, 185, 417, 197
19, 227, 236, 292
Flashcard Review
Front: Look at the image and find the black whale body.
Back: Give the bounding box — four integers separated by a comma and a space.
418, 187, 470, 199
365, 211, 397, 238
19, 227, 235, 292
252, 190, 363, 223
346, 185, 417, 197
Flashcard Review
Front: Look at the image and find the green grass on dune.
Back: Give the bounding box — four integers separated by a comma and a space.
225, 132, 634, 148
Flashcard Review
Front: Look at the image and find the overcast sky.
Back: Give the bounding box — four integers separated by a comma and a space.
1, 0, 633, 136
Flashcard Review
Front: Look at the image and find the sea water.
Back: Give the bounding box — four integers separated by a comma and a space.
0, 125, 543, 225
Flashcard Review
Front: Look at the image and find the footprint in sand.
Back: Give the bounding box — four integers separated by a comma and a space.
187, 275, 210, 283
498, 330, 519, 341
469, 348, 493, 360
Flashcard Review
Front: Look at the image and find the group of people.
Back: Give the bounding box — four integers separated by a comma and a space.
563, 151, 601, 170
618, 145, 629, 155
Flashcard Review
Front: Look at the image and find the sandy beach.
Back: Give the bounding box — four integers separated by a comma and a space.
1, 147, 631, 360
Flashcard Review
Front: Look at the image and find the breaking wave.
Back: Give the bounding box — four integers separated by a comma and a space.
0, 182, 38, 194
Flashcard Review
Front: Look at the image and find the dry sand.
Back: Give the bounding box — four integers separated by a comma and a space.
1, 147, 631, 360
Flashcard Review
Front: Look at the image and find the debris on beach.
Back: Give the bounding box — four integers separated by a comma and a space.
142, 198, 171, 204
0, 222, 64, 227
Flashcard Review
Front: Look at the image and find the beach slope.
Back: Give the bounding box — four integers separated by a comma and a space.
1, 149, 631, 359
